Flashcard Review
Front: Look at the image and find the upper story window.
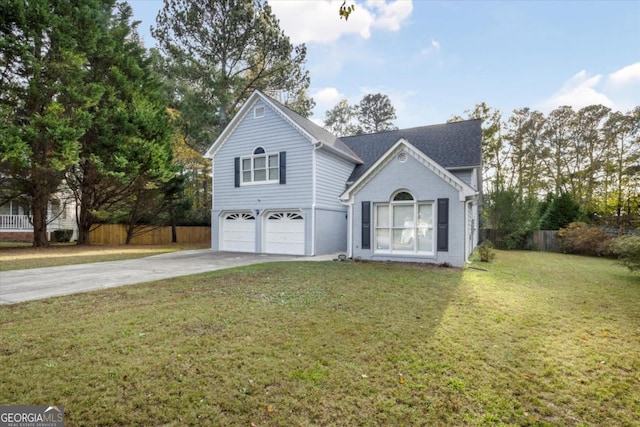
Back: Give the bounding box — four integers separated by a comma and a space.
241, 147, 279, 185
254, 106, 265, 118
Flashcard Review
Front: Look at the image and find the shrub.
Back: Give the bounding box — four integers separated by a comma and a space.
611, 235, 640, 272
484, 188, 538, 249
538, 192, 584, 230
557, 222, 612, 256
478, 240, 496, 262
52, 229, 74, 243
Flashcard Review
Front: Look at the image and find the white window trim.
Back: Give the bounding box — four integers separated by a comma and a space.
373, 195, 435, 255
240, 149, 279, 186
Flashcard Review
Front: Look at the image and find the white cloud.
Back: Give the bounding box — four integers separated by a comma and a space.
541, 70, 613, 111
541, 63, 640, 113
311, 87, 346, 122
269, 0, 413, 44
367, 0, 414, 32
314, 87, 343, 106
607, 62, 640, 88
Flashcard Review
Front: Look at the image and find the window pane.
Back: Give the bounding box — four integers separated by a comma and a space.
254, 169, 266, 181
253, 147, 265, 154
393, 205, 413, 228
242, 159, 251, 170
268, 155, 278, 167
393, 229, 414, 250
417, 204, 433, 253
376, 229, 389, 250
254, 156, 266, 169
393, 191, 414, 201
376, 205, 389, 227
268, 167, 279, 180
417, 228, 433, 252
242, 171, 251, 182
418, 204, 432, 228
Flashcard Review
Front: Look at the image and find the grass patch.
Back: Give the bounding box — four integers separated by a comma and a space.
1, 251, 638, 426
0, 243, 208, 271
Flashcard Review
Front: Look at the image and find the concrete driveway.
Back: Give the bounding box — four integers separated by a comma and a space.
0, 250, 332, 305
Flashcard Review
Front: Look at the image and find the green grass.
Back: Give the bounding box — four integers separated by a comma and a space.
0, 243, 208, 271
1, 251, 638, 426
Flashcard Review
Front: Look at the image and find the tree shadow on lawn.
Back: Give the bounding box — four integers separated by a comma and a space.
0, 260, 465, 426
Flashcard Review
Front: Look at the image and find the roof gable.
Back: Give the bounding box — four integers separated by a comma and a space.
205, 90, 362, 163
340, 138, 478, 202
340, 119, 482, 183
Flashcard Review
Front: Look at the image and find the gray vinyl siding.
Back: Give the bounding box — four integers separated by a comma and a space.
213, 99, 313, 212
350, 153, 467, 266
451, 169, 474, 188
315, 208, 348, 254
312, 148, 354, 254
315, 149, 355, 210
212, 99, 347, 256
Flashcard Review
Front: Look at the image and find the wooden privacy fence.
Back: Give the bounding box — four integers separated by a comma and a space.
531, 230, 559, 252
89, 224, 211, 245
482, 229, 561, 252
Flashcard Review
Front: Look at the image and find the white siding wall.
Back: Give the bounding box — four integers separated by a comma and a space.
350, 152, 467, 266
211, 99, 359, 255
313, 148, 354, 254
213, 99, 314, 211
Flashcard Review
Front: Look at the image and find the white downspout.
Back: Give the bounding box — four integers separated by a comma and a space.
210, 161, 215, 251
347, 201, 353, 258
311, 141, 323, 256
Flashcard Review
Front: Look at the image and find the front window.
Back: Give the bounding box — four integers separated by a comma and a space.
241, 147, 279, 185
374, 191, 434, 254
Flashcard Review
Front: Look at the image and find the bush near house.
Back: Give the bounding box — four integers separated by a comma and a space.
477, 240, 496, 262
557, 222, 613, 256
51, 229, 73, 243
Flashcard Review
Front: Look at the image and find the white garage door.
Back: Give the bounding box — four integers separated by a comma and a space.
221, 212, 256, 252
264, 212, 305, 255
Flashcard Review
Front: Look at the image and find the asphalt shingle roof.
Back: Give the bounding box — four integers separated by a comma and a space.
263, 92, 362, 162
340, 119, 482, 183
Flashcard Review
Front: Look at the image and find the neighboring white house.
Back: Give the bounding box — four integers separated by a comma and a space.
0, 186, 78, 242
204, 90, 482, 266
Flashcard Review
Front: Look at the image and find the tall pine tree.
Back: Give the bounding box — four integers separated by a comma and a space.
152, 0, 313, 152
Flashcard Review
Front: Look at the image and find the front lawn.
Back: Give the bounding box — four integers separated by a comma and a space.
1, 251, 638, 426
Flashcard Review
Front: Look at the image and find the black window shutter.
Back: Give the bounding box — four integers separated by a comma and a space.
234, 157, 240, 187
437, 198, 449, 251
362, 201, 371, 250
279, 151, 286, 184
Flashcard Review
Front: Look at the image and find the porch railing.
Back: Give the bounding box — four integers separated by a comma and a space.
0, 215, 32, 230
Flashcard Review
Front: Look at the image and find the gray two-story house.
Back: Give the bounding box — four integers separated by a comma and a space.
205, 90, 482, 266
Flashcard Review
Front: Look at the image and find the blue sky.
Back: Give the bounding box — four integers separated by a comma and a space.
129, 0, 640, 128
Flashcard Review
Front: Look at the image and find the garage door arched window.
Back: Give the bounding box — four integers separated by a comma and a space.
264, 211, 305, 255
374, 190, 434, 254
